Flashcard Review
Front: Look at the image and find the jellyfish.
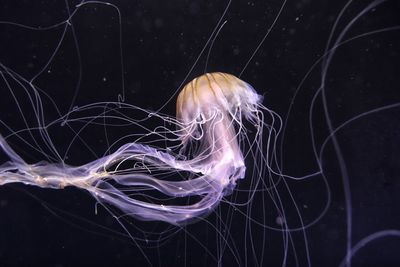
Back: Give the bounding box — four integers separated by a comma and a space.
1, 0, 400, 266
0, 72, 269, 225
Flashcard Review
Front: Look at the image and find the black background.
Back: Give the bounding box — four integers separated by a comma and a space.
0, 0, 399, 266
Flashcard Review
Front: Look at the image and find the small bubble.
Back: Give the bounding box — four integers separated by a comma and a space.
0, 199, 8, 207
233, 46, 240, 55
154, 18, 163, 28
276, 216, 285, 225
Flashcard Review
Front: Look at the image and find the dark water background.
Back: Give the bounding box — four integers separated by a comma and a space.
0, 0, 399, 266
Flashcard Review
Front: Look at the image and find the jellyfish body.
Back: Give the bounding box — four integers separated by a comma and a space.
176, 73, 262, 190
0, 72, 263, 225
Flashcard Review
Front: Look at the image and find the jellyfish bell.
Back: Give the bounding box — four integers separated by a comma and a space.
177, 72, 262, 126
